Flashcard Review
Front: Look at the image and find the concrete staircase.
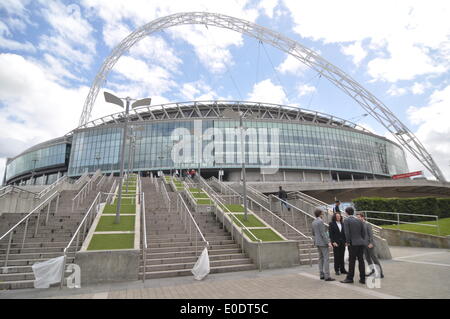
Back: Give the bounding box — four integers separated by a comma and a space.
139, 177, 257, 280
217, 181, 334, 266
0, 178, 112, 290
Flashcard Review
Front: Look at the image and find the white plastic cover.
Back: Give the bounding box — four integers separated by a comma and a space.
344, 249, 349, 263
32, 256, 65, 288
191, 247, 210, 280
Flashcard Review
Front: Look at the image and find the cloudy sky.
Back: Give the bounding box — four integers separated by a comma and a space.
0, 0, 449, 181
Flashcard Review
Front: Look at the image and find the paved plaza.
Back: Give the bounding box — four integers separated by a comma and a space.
1, 246, 449, 299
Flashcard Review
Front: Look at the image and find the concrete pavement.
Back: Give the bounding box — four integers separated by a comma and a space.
1, 246, 449, 299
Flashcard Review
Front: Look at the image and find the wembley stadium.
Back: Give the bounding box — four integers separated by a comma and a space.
3, 100, 408, 186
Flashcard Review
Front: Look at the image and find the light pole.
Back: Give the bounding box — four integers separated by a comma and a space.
222, 108, 249, 221
325, 157, 332, 182
94, 153, 101, 171
104, 91, 151, 224
125, 126, 144, 191
368, 159, 375, 180
31, 156, 39, 185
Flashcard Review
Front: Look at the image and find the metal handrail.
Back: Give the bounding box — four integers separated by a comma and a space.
206, 189, 261, 242
153, 174, 159, 191
75, 171, 89, 184
357, 210, 440, 235
35, 175, 68, 199
0, 185, 39, 199
209, 177, 310, 266
205, 189, 264, 271
60, 191, 103, 288
1, 190, 60, 272
71, 172, 103, 211
105, 179, 117, 205
289, 191, 333, 222
160, 179, 171, 211
246, 184, 269, 203
96, 175, 106, 190
141, 191, 147, 282
247, 195, 313, 266
176, 193, 209, 256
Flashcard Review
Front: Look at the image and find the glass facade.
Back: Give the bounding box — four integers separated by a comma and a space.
67, 119, 408, 177
6, 143, 68, 181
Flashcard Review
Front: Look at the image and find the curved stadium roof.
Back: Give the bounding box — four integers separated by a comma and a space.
69, 100, 372, 135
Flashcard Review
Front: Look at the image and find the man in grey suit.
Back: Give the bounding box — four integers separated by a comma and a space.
311, 209, 335, 281
341, 206, 366, 284
357, 212, 384, 278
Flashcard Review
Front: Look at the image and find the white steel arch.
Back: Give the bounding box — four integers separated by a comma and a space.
79, 12, 445, 181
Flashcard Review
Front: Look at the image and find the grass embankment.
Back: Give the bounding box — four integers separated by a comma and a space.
382, 217, 450, 236
231, 214, 266, 227
219, 203, 285, 242
244, 228, 284, 242
189, 188, 213, 205
87, 175, 137, 250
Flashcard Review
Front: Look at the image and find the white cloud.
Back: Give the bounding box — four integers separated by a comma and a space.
297, 83, 316, 97
282, 0, 450, 82
179, 80, 219, 101
108, 55, 177, 98
276, 54, 307, 76
0, 20, 35, 52
38, 1, 96, 69
411, 82, 425, 95
340, 41, 367, 66
170, 25, 243, 74
0, 53, 89, 180
387, 85, 407, 97
258, 0, 279, 18
82, 0, 259, 74
407, 85, 450, 180
248, 78, 287, 104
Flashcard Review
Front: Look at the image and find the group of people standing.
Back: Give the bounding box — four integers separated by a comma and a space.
311, 200, 384, 284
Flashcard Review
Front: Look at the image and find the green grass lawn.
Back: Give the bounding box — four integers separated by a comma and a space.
231, 214, 266, 227
196, 199, 214, 205
121, 190, 136, 196
382, 217, 450, 236
221, 204, 245, 213
176, 187, 184, 191
102, 203, 136, 214
87, 233, 134, 250
189, 187, 203, 193
191, 192, 209, 199
244, 228, 284, 242
95, 215, 135, 232
113, 198, 135, 205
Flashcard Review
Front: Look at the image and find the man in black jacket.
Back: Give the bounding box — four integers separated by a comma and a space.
329, 212, 347, 276
341, 206, 366, 284
278, 186, 290, 212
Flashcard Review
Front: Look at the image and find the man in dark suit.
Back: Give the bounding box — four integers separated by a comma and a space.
341, 206, 366, 284
357, 212, 384, 279
328, 212, 347, 276
311, 209, 335, 282
333, 200, 341, 213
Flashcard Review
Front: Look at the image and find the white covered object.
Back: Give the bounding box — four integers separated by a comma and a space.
32, 256, 65, 288
191, 247, 210, 280
344, 249, 349, 263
